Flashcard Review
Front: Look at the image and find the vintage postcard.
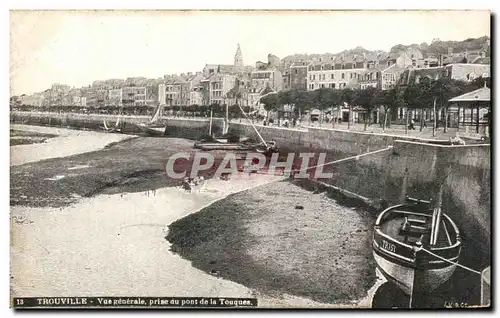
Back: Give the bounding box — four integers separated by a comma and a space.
9, 9, 491, 309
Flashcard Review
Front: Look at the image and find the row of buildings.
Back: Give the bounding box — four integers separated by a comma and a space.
17, 42, 490, 109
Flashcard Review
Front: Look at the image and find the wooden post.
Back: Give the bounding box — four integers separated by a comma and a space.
476, 103, 480, 134
432, 99, 437, 137
209, 108, 213, 136
444, 107, 448, 133
348, 105, 352, 130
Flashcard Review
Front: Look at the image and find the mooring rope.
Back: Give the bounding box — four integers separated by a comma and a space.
300, 146, 394, 172
235, 103, 268, 148
420, 247, 482, 275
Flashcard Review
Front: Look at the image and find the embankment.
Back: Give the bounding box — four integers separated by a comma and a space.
11, 111, 491, 262
10, 111, 225, 138
229, 122, 490, 257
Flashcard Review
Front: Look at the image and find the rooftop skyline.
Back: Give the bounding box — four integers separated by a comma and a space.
10, 10, 490, 95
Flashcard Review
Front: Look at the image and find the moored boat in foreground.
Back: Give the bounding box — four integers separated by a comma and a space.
373, 196, 461, 303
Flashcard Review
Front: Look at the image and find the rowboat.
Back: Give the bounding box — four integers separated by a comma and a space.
373, 196, 461, 303
136, 104, 166, 136
101, 114, 122, 133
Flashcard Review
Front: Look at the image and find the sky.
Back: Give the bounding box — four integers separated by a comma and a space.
9, 10, 490, 96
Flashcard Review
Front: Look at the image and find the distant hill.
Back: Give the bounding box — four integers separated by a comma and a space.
282, 35, 490, 63
390, 36, 490, 57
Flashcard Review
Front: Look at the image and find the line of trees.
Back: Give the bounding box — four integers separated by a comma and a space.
259, 76, 489, 132
11, 76, 489, 133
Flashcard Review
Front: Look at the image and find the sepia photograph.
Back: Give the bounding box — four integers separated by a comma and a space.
9, 8, 491, 309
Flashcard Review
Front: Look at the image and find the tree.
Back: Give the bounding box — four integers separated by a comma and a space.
341, 88, 355, 129
414, 78, 434, 132
260, 93, 280, 121
328, 89, 342, 127
430, 78, 467, 133
288, 89, 311, 120
467, 76, 490, 91
353, 86, 380, 131
228, 104, 241, 120
275, 90, 289, 125
379, 87, 403, 131
402, 83, 419, 134
312, 88, 334, 124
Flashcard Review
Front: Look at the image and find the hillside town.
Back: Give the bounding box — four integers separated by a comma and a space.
10, 11, 492, 310
11, 36, 491, 137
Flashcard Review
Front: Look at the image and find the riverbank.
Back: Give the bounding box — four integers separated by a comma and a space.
9, 125, 344, 307
10, 129, 58, 146
11, 174, 285, 299
167, 180, 379, 305
10, 124, 135, 166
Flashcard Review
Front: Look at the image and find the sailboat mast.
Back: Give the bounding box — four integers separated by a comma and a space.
430, 184, 444, 246
236, 103, 268, 148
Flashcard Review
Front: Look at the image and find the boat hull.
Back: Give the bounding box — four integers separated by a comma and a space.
373, 250, 457, 296
137, 124, 166, 136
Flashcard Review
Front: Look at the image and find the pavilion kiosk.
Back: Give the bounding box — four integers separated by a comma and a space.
448, 84, 490, 138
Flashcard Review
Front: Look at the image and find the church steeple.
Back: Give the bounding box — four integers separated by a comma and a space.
233, 43, 244, 73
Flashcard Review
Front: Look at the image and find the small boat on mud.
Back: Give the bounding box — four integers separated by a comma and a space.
193, 141, 261, 151
373, 195, 461, 302
195, 103, 280, 156
101, 114, 123, 133
136, 104, 166, 135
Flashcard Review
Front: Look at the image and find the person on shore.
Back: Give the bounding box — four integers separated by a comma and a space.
182, 177, 192, 193
409, 119, 415, 130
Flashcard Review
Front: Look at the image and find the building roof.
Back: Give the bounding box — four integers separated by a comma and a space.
354, 55, 365, 62
382, 64, 407, 74
466, 54, 480, 63
473, 57, 491, 65
449, 86, 490, 103
342, 55, 355, 63
365, 53, 379, 61
443, 55, 467, 64
218, 65, 234, 73
290, 61, 311, 67
399, 66, 444, 85
388, 52, 400, 60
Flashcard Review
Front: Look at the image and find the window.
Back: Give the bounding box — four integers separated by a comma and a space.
341, 73, 345, 80
295, 69, 298, 74
323, 74, 326, 80
313, 75, 316, 80
331, 74, 334, 79
309, 84, 314, 90
321, 84, 325, 88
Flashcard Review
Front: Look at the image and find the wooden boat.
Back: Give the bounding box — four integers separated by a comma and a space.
372, 196, 461, 300
193, 141, 261, 151
136, 104, 166, 135
101, 114, 122, 133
